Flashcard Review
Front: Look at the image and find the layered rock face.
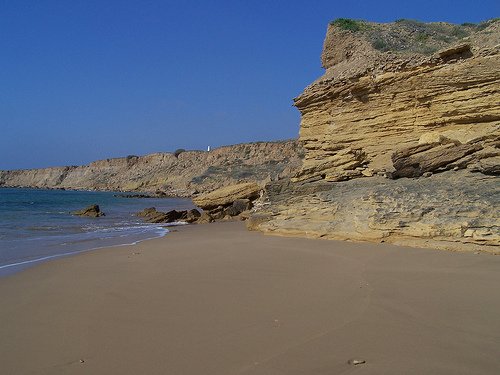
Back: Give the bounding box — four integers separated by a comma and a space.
0, 141, 303, 196
253, 171, 499, 252
296, 20, 500, 182
193, 182, 260, 210
252, 19, 500, 252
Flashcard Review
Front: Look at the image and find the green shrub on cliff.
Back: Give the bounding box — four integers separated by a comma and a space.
476, 18, 500, 31
362, 18, 491, 55
330, 18, 363, 32
395, 19, 425, 28
372, 39, 389, 51
174, 148, 185, 158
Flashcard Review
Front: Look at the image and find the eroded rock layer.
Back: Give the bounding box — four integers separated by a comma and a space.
252, 172, 499, 253
0, 141, 302, 196
252, 19, 500, 251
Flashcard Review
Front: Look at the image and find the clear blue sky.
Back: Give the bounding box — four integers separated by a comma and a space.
1, 0, 498, 169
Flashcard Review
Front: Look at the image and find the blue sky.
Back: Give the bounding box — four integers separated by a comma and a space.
1, 0, 498, 169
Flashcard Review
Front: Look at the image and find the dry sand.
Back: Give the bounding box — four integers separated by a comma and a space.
0, 221, 499, 375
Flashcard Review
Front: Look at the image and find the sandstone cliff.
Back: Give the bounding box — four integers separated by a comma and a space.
0, 141, 303, 196
251, 19, 500, 252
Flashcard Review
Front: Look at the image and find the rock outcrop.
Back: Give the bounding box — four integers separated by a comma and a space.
192, 183, 261, 222
192, 182, 260, 210
295, 20, 499, 183
136, 207, 201, 224
0, 141, 303, 196
251, 171, 499, 252
72, 204, 105, 218
250, 19, 500, 252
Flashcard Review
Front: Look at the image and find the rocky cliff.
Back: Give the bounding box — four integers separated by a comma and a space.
0, 141, 303, 196
251, 19, 500, 252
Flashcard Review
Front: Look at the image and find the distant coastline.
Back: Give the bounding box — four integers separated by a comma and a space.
0, 140, 302, 197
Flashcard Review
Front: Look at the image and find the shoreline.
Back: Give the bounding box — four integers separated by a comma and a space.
0, 188, 196, 276
1, 221, 499, 374
0, 185, 185, 196
0, 225, 170, 276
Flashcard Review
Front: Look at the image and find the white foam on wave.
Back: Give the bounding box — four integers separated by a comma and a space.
163, 221, 189, 227
0, 226, 169, 271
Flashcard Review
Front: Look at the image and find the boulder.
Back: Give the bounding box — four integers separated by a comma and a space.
136, 207, 201, 224
184, 209, 201, 223
192, 183, 261, 210
224, 199, 253, 217
136, 207, 158, 217
469, 156, 500, 175
238, 210, 252, 221
246, 214, 272, 231
391, 143, 482, 178
209, 206, 226, 220
197, 211, 214, 224
72, 204, 105, 217
136, 207, 169, 223
163, 210, 186, 223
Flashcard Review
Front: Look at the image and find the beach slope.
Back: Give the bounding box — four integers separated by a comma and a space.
1, 222, 499, 374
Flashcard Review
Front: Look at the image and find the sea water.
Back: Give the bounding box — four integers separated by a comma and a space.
0, 188, 195, 275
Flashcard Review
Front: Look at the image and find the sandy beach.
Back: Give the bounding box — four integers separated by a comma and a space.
0, 221, 499, 374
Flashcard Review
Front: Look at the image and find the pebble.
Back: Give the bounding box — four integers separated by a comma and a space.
348, 359, 366, 365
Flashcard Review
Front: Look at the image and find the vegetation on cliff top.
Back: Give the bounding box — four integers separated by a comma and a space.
329, 17, 499, 55
329, 18, 366, 32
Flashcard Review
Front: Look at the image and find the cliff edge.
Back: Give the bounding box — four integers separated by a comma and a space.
251, 19, 500, 252
0, 141, 303, 196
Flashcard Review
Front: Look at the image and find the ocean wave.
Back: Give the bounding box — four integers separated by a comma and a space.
0, 188, 194, 274
3, 223, 168, 243
25, 226, 61, 232
163, 221, 189, 227
0, 227, 169, 271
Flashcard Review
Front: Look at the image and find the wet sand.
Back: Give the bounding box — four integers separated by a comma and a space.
0, 221, 499, 374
